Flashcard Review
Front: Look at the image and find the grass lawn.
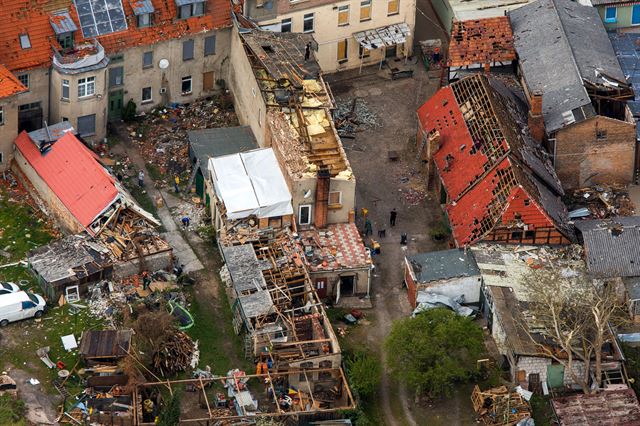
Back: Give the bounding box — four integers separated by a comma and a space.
0, 394, 26, 426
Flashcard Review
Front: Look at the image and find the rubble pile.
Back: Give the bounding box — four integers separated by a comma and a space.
334, 97, 380, 137
569, 184, 635, 218
152, 330, 196, 375
471, 385, 531, 425
396, 169, 428, 206
128, 96, 239, 176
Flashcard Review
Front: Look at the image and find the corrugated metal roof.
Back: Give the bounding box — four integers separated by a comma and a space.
130, 0, 155, 15
50, 12, 78, 34
14, 131, 119, 228
406, 249, 480, 283
609, 32, 640, 139
187, 126, 257, 177
575, 217, 640, 277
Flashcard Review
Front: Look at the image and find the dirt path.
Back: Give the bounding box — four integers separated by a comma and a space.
328, 63, 443, 425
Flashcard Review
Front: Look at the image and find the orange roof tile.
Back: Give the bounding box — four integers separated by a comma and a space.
0, 63, 27, 98
447, 17, 516, 68
0, 0, 232, 72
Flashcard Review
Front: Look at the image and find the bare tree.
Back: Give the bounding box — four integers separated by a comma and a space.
519, 269, 624, 394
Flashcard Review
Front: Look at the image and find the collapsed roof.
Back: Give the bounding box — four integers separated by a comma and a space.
417, 74, 573, 246
448, 17, 516, 68
510, 0, 633, 133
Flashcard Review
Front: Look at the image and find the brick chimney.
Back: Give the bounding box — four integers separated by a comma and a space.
528, 90, 545, 143
314, 167, 330, 229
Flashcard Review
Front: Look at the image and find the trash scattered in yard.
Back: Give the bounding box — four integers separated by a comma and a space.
334, 97, 381, 137
568, 184, 635, 219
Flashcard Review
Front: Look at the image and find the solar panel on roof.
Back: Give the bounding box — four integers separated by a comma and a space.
73, 0, 128, 37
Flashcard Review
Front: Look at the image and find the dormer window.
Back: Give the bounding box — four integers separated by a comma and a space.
58, 33, 74, 49
50, 11, 78, 49
176, 0, 205, 19
131, 0, 154, 27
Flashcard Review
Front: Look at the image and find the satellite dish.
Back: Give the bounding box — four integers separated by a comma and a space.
303, 189, 312, 199
159, 59, 169, 69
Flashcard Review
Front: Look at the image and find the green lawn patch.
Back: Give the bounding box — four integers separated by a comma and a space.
0, 394, 26, 426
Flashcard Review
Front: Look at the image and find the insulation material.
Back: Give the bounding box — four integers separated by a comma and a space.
209, 148, 293, 220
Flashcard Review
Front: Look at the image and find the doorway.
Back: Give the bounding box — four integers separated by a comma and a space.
314, 277, 327, 299
385, 45, 397, 59
18, 102, 43, 132
340, 275, 355, 296
108, 89, 123, 120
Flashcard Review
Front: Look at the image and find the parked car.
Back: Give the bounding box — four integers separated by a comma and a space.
0, 291, 46, 326
0, 282, 19, 295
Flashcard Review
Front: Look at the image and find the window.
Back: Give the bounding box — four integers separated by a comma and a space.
58, 32, 73, 49
143, 51, 153, 68
303, 13, 314, 33
338, 5, 349, 26
605, 6, 617, 22
109, 66, 124, 87
328, 191, 342, 206
0, 106, 3, 125
337, 39, 348, 62
181, 76, 192, 94
142, 87, 152, 103
204, 35, 216, 56
523, 198, 530, 206
19, 34, 31, 49
183, 39, 194, 61
359, 44, 370, 59
77, 114, 96, 136
299, 204, 312, 225
179, 1, 205, 19
388, 0, 399, 15
633, 4, 640, 25
78, 76, 95, 98
597, 129, 607, 140
17, 74, 29, 89
137, 13, 152, 28
360, 0, 372, 21
110, 54, 124, 63
281, 18, 292, 32
62, 79, 70, 100
19, 102, 41, 111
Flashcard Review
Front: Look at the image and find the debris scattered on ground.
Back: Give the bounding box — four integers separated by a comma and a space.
152, 330, 196, 376
334, 97, 381, 137
471, 385, 531, 425
569, 184, 635, 218
124, 96, 238, 177
395, 169, 428, 206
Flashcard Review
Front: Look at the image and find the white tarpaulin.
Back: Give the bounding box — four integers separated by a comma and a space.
209, 148, 293, 220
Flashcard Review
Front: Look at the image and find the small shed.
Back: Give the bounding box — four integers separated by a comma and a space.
79, 329, 133, 365
404, 249, 481, 308
187, 126, 257, 199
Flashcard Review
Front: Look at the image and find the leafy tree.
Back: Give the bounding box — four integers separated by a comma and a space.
346, 350, 382, 399
385, 308, 484, 397
157, 391, 181, 426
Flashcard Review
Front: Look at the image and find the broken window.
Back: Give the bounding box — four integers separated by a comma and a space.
359, 44, 370, 59
181, 76, 192, 94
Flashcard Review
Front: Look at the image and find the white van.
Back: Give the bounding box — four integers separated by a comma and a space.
0, 291, 46, 326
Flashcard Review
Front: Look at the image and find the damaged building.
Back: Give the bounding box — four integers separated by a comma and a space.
510, 0, 637, 189
208, 147, 294, 245
218, 236, 356, 419
15, 125, 171, 298
229, 28, 356, 228
417, 74, 573, 246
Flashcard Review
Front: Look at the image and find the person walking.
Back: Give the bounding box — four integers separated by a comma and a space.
364, 218, 373, 236
142, 271, 151, 290
182, 216, 190, 229
390, 208, 397, 227
138, 170, 145, 188
174, 175, 180, 193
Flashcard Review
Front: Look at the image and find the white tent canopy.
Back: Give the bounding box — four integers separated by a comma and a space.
209, 148, 293, 220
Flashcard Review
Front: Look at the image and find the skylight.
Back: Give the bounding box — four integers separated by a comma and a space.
19, 34, 31, 49
74, 0, 128, 38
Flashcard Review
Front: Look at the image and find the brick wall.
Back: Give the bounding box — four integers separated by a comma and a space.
516, 356, 585, 387
554, 116, 635, 189
404, 260, 417, 308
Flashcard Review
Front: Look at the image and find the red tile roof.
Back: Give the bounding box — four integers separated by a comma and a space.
0, 0, 231, 72
417, 75, 571, 246
0, 63, 27, 98
300, 223, 371, 271
448, 17, 516, 67
14, 131, 119, 228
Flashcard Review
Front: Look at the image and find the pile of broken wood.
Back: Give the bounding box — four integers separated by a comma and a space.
471, 385, 531, 425
152, 330, 196, 376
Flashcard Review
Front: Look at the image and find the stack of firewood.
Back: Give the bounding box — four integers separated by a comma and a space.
152, 331, 195, 376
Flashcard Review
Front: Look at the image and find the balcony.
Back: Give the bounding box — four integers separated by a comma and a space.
52, 40, 109, 74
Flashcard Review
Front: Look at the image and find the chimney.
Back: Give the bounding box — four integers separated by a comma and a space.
483, 63, 491, 74
528, 90, 545, 143
314, 167, 330, 229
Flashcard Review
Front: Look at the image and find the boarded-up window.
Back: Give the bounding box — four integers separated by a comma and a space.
328, 191, 342, 205
360, 0, 372, 21
203, 71, 214, 91
337, 39, 348, 62
204, 35, 216, 56
338, 5, 349, 26
388, 0, 399, 15
77, 114, 96, 136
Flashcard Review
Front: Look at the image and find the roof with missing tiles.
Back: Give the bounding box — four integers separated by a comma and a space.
0, 0, 231, 72
0, 63, 27, 98
448, 17, 516, 67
